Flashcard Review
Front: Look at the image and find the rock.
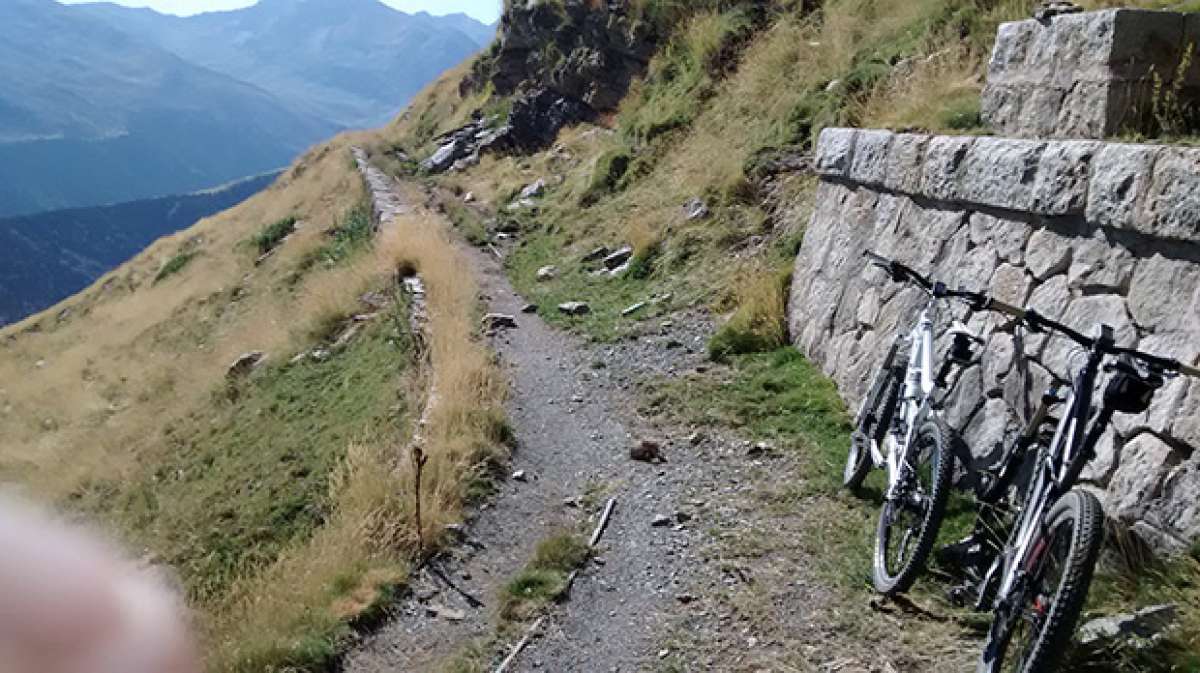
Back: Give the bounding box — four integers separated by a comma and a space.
536, 265, 558, 282
630, 439, 664, 463
520, 179, 547, 199
463, 191, 475, 203
651, 514, 672, 528
521, 303, 538, 314
512, 470, 528, 482
688, 431, 705, 446
425, 603, 466, 622
1077, 604, 1177, 648
481, 313, 518, 330
675, 511, 692, 524
621, 301, 647, 316
581, 246, 610, 263
683, 197, 710, 220
226, 351, 266, 379
603, 246, 634, 270
557, 301, 591, 316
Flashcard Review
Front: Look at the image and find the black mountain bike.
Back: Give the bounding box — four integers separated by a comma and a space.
847, 252, 985, 595
942, 295, 1200, 673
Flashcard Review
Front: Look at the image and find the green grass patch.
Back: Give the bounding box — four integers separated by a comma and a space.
154, 251, 197, 284
500, 532, 589, 621
70, 300, 413, 604
299, 202, 375, 274
253, 216, 298, 254
505, 223, 676, 342
443, 198, 491, 246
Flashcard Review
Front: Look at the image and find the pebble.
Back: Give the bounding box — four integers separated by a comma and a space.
651, 514, 672, 527
512, 470, 528, 482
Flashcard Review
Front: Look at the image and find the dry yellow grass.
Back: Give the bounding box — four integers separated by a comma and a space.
0, 132, 371, 502
207, 200, 506, 672
857, 45, 984, 132
0, 120, 506, 671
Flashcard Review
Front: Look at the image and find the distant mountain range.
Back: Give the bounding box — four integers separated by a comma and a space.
0, 0, 493, 217
0, 172, 279, 327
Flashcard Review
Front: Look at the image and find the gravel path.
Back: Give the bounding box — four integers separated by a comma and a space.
343, 164, 707, 673
344, 160, 973, 673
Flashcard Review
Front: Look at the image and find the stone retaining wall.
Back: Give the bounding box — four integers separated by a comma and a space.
789, 127, 1200, 553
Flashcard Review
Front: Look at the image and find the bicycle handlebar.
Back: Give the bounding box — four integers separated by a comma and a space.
863, 250, 933, 291
972, 296, 1200, 378
862, 250, 1200, 378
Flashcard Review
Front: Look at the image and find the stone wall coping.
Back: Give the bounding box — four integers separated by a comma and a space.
814, 127, 1200, 243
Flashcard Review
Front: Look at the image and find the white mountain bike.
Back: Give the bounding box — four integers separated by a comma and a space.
845, 251, 984, 595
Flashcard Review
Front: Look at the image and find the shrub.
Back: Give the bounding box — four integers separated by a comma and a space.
252, 216, 297, 254
708, 268, 791, 362
154, 252, 196, 283
580, 147, 633, 205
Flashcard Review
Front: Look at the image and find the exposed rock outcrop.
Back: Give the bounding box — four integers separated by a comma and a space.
424, 1, 654, 173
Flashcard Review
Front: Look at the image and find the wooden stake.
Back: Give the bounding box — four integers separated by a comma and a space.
410, 445, 429, 557
493, 616, 545, 673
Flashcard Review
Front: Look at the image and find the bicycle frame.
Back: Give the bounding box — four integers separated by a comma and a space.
878, 298, 938, 499
987, 330, 1111, 611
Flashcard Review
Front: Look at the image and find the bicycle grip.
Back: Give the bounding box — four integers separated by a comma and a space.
1178, 362, 1200, 378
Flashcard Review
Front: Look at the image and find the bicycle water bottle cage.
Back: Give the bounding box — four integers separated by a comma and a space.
1104, 356, 1163, 414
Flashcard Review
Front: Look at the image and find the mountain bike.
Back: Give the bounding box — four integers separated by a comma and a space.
845, 251, 985, 595
942, 297, 1200, 673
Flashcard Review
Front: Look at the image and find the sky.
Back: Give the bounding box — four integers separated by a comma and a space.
57, 0, 502, 22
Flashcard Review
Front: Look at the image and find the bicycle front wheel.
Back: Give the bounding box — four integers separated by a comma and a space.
977, 489, 1105, 673
872, 419, 953, 595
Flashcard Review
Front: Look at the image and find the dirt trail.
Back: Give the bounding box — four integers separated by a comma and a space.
343, 163, 706, 673
344, 158, 974, 673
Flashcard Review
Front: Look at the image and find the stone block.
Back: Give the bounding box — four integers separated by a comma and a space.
983, 10, 1193, 138
814, 128, 857, 177
1140, 147, 1200, 241
969, 212, 1029, 264
1127, 254, 1200, 332
1086, 142, 1160, 230
847, 129, 893, 187
1025, 228, 1074, 280
1032, 141, 1100, 216
957, 137, 1046, 211
882, 133, 929, 194
1067, 232, 1135, 294
1107, 432, 1181, 523
921, 135, 974, 201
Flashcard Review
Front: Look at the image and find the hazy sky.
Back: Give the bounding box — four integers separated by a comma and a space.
57, 0, 503, 22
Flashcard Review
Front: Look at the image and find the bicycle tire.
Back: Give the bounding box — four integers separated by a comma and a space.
872, 419, 954, 595
845, 336, 905, 491
977, 489, 1105, 673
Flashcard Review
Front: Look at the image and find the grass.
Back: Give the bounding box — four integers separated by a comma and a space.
155, 251, 197, 283
252, 215, 298, 254
500, 532, 590, 621
0, 129, 509, 672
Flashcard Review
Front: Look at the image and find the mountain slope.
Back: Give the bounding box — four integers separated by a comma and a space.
0, 0, 337, 216
77, 0, 493, 130
0, 172, 277, 326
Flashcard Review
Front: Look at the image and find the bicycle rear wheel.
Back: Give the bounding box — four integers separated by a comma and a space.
845, 336, 905, 491
977, 489, 1104, 673
872, 419, 953, 595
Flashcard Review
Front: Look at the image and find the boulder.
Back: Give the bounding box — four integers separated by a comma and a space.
227, 351, 266, 379
603, 246, 634, 270
558, 301, 591, 316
